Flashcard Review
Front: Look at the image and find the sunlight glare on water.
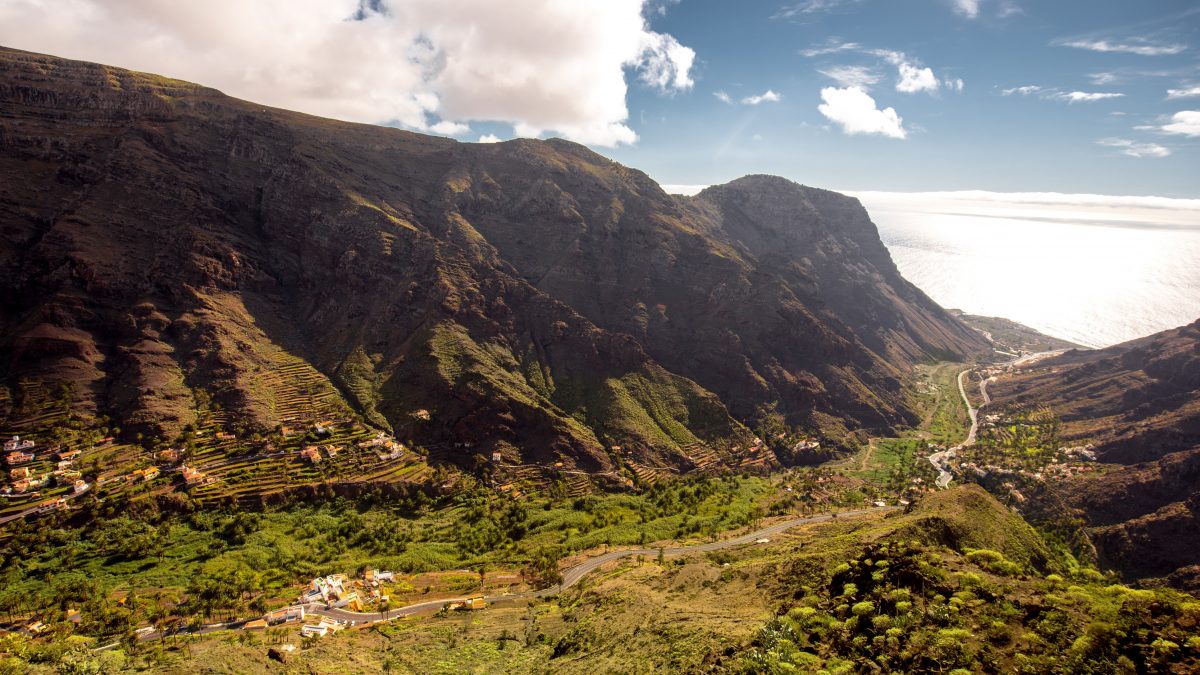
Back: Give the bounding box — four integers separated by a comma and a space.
853, 191, 1200, 348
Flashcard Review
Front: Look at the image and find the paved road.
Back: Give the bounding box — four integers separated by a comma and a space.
927, 350, 1058, 489
137, 506, 896, 638
0, 484, 90, 526
928, 368, 983, 489
304, 506, 894, 625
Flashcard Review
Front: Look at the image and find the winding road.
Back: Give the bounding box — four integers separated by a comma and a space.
137, 506, 896, 639
928, 367, 993, 489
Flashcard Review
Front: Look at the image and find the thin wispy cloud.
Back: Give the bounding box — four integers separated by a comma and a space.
1002, 86, 1124, 103
1054, 91, 1125, 103
775, 0, 863, 20
1167, 86, 1200, 99
741, 90, 782, 105
1058, 38, 1186, 56
1096, 138, 1171, 158
799, 39, 862, 57
714, 90, 734, 104
818, 65, 881, 89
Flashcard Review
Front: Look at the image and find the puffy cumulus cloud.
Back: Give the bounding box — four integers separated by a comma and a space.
741, 90, 782, 105
430, 120, 471, 136
818, 87, 907, 139
869, 49, 955, 96
896, 63, 939, 94
818, 65, 880, 89
1167, 86, 1200, 99
1059, 38, 1186, 56
477, 133, 503, 143
1096, 138, 1171, 158
0, 0, 695, 148
1159, 110, 1200, 137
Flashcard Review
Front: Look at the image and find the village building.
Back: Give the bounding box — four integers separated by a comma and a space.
56, 449, 81, 462
4, 435, 35, 452
158, 448, 180, 463
181, 465, 208, 486
73, 479, 90, 495
6, 450, 35, 465
264, 605, 305, 625
133, 466, 159, 482
300, 446, 322, 463
445, 596, 487, 611
412, 409, 431, 421
10, 466, 30, 481
215, 431, 236, 441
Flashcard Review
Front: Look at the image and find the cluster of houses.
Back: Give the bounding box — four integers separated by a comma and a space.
297, 568, 399, 611
3, 442, 92, 499
358, 432, 407, 461
4, 435, 36, 467
300, 444, 344, 464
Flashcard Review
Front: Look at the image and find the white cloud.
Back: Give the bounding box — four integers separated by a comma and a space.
430, 120, 471, 136
1004, 86, 1124, 103
1167, 86, 1200, 99
1052, 91, 1125, 103
818, 65, 881, 89
0, 0, 695, 148
713, 90, 733, 104
849, 190, 1200, 227
777, 0, 863, 19
741, 90, 782, 105
896, 63, 939, 93
1059, 39, 1186, 56
636, 30, 695, 92
1159, 110, 1200, 137
800, 40, 862, 57
661, 184, 708, 196
477, 133, 502, 143
818, 86, 907, 139
1096, 138, 1171, 158
952, 0, 980, 19
1090, 72, 1119, 85
944, 78, 965, 92
1002, 85, 1042, 96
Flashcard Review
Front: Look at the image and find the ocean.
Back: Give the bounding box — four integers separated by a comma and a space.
854, 191, 1200, 349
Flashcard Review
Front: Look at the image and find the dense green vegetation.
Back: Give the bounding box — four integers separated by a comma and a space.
742, 540, 1200, 673
0, 475, 772, 637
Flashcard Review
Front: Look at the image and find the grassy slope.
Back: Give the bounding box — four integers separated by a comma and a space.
36, 485, 1200, 674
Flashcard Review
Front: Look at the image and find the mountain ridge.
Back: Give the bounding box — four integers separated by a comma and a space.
0, 46, 987, 479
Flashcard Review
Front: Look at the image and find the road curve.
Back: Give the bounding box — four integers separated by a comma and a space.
304, 506, 896, 625
138, 506, 897, 638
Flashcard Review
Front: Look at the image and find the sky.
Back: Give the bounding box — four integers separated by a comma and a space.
0, 0, 1197, 196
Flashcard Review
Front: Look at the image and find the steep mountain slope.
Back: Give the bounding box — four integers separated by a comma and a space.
989, 319, 1200, 587
0, 47, 986, 477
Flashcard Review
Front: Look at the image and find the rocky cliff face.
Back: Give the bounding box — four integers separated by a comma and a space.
0, 47, 987, 475
989, 320, 1200, 589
